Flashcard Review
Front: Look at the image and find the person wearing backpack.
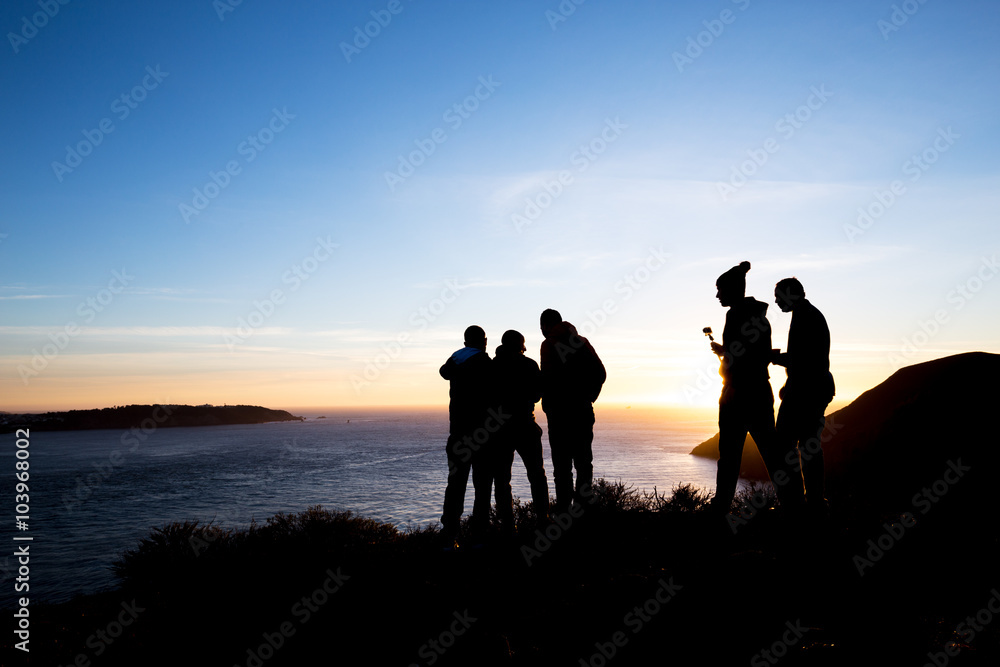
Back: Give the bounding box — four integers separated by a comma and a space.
539, 309, 607, 513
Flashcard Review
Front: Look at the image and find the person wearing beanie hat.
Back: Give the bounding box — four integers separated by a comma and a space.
708, 261, 789, 516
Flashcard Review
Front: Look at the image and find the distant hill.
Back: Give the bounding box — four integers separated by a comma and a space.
0, 404, 303, 433
690, 351, 1000, 507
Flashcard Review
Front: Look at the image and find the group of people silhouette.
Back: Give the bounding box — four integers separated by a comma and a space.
439, 308, 605, 544
439, 262, 833, 543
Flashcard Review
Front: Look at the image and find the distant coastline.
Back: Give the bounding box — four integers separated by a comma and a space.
0, 404, 303, 433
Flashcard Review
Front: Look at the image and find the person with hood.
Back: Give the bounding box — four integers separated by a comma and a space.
439, 325, 495, 543
492, 330, 550, 534
771, 277, 835, 514
708, 262, 786, 514
539, 309, 606, 512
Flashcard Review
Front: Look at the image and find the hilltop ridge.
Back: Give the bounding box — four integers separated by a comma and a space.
691, 351, 1000, 505
0, 404, 303, 433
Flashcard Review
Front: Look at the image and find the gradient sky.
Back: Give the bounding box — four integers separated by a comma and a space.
2, 0, 998, 412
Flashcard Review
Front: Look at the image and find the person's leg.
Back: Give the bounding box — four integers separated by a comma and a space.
773, 398, 806, 511
516, 421, 550, 519
493, 435, 516, 534
571, 406, 596, 505
797, 401, 829, 508
752, 390, 803, 512
470, 447, 494, 539
713, 401, 747, 513
442, 435, 472, 538
547, 414, 574, 513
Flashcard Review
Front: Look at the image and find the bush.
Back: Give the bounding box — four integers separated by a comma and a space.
114, 481, 719, 587
590, 479, 713, 514
732, 481, 778, 515
659, 482, 713, 513
113, 506, 408, 588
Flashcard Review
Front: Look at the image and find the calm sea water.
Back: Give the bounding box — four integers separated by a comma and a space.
1, 406, 721, 605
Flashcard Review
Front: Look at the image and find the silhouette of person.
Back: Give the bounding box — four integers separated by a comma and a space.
709, 261, 786, 514
492, 330, 550, 534
439, 325, 495, 543
539, 309, 606, 512
772, 277, 835, 514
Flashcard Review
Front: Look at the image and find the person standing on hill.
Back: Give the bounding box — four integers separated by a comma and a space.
439, 325, 495, 544
492, 330, 550, 534
772, 277, 835, 515
539, 309, 606, 513
708, 261, 787, 515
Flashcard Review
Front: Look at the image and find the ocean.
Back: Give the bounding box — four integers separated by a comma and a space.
1, 406, 721, 606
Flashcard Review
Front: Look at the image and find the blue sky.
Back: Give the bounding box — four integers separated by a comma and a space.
2, 0, 998, 410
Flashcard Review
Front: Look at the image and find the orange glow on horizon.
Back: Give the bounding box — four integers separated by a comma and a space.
1, 342, 967, 413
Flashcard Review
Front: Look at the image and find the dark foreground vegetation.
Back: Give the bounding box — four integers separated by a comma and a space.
6, 353, 999, 664
9, 475, 999, 666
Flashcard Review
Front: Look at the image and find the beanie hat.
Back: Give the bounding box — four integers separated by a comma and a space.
716, 261, 751, 292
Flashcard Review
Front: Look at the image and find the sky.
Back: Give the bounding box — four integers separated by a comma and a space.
1, 0, 998, 413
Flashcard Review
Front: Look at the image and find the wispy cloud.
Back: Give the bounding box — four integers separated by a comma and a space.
128, 287, 233, 302
0, 294, 72, 300
672, 245, 911, 273
0, 326, 293, 337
